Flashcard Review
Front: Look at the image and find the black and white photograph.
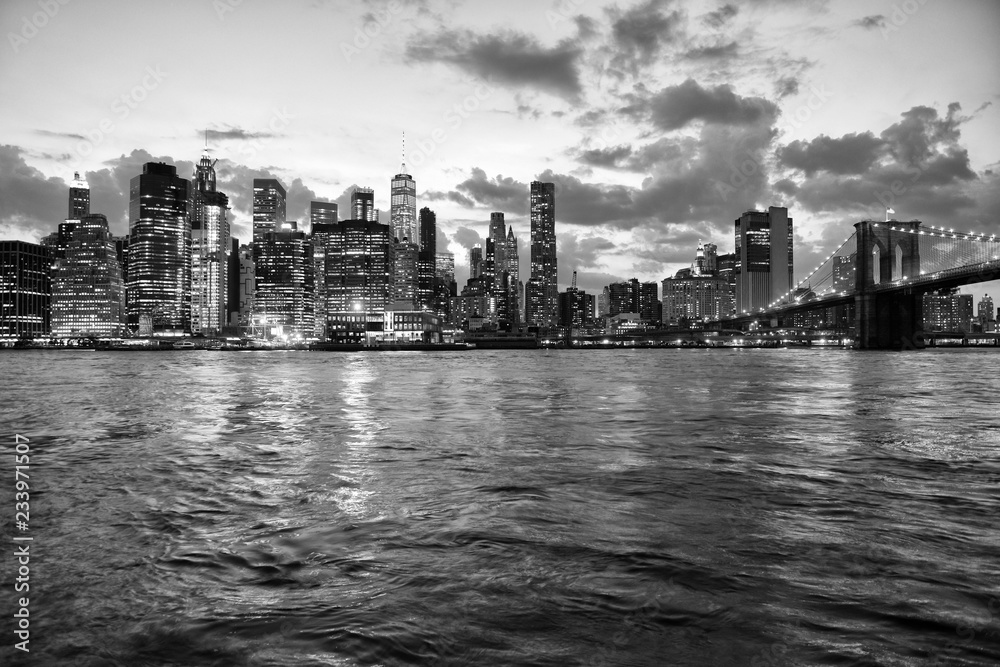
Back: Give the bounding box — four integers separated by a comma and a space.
2, 0, 999, 664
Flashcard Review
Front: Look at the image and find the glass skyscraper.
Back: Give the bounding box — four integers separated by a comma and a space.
255, 223, 315, 338
527, 181, 557, 328
734, 206, 793, 314
252, 179, 286, 246
190, 148, 230, 335
391, 167, 416, 243
127, 162, 191, 334
51, 214, 125, 338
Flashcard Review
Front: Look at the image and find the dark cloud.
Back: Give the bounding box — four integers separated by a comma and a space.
778, 132, 886, 176
206, 127, 277, 141
0, 145, 70, 241
424, 189, 476, 208
647, 79, 779, 131
703, 4, 739, 28
452, 225, 483, 250
607, 0, 684, 74
454, 168, 528, 214
557, 234, 617, 270
576, 144, 634, 169
855, 15, 886, 30
775, 77, 799, 99
683, 42, 738, 60
35, 129, 86, 141
405, 29, 583, 100
788, 104, 981, 220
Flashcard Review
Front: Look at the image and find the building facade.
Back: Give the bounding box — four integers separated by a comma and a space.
526, 181, 557, 328
190, 150, 230, 335
255, 223, 315, 338
418, 207, 437, 311
127, 162, 191, 334
734, 206, 793, 314
390, 167, 417, 243
252, 178, 286, 247
51, 214, 125, 338
0, 241, 50, 342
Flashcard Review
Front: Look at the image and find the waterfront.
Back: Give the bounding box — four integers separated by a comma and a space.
2, 349, 999, 666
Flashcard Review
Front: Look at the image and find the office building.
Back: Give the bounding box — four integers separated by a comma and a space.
526, 181, 557, 327
252, 178, 286, 246
190, 148, 230, 335
662, 272, 732, 325
734, 206, 793, 313
351, 187, 376, 222
51, 214, 125, 338
393, 241, 419, 308
0, 241, 50, 341
325, 219, 395, 314
695, 241, 717, 276
391, 162, 417, 243
418, 207, 436, 311
235, 244, 255, 331
311, 221, 338, 339
310, 201, 338, 227
558, 272, 594, 327
923, 289, 974, 332
68, 171, 90, 219
127, 162, 191, 334
255, 222, 314, 338
469, 245, 483, 280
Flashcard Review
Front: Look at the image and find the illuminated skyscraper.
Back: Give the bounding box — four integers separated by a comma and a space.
391, 149, 417, 243
311, 219, 338, 339
325, 219, 395, 341
734, 206, 793, 314
469, 245, 483, 280
310, 201, 338, 228
127, 162, 191, 333
252, 179, 286, 246
418, 207, 436, 311
393, 241, 419, 308
51, 214, 125, 338
489, 212, 506, 270
0, 241, 50, 341
526, 181, 557, 328
190, 146, 230, 335
352, 187, 376, 222
505, 226, 520, 326
255, 222, 314, 338
68, 171, 90, 219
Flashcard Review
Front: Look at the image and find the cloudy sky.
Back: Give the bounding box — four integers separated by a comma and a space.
2, 0, 999, 301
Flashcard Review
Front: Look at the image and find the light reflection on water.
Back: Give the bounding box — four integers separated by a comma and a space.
1, 348, 999, 666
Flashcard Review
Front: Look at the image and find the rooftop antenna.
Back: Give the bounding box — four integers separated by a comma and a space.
401, 131, 406, 173
571, 269, 578, 290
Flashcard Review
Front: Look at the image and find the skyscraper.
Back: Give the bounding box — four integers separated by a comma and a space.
526, 181, 557, 328
68, 171, 90, 219
51, 214, 125, 338
489, 212, 506, 269
310, 201, 338, 228
0, 241, 50, 341
418, 207, 436, 311
190, 147, 230, 335
734, 206, 793, 314
393, 241, 419, 308
352, 187, 376, 222
391, 155, 417, 243
695, 241, 717, 275
252, 179, 286, 246
255, 222, 315, 337
469, 245, 483, 280
325, 219, 395, 315
311, 219, 338, 340
127, 162, 191, 333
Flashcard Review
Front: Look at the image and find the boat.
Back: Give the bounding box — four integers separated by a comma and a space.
172, 340, 197, 349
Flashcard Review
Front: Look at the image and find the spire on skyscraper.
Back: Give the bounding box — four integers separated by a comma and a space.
401, 131, 406, 174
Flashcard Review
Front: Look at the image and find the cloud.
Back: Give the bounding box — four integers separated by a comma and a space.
454, 168, 528, 213
778, 132, 886, 176
607, 0, 685, 74
35, 129, 86, 141
452, 225, 483, 250
424, 189, 475, 208
558, 233, 617, 270
774, 77, 799, 99
206, 126, 277, 141
0, 145, 70, 241
703, 4, 739, 28
683, 42, 739, 60
405, 29, 583, 100
647, 79, 779, 131
576, 144, 634, 169
854, 15, 886, 30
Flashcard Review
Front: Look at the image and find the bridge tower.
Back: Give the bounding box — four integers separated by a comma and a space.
854, 219, 924, 349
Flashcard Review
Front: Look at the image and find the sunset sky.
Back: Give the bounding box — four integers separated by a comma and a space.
2, 0, 999, 300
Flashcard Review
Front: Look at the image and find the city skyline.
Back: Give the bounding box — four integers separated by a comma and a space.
1, 0, 998, 304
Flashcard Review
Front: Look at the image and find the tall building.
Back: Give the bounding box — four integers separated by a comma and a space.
51, 214, 125, 338
351, 187, 376, 222
310, 201, 338, 228
252, 179, 286, 246
662, 271, 732, 325
255, 222, 314, 337
418, 207, 436, 311
227, 237, 241, 329
977, 294, 994, 327
638, 281, 659, 323
127, 162, 191, 334
325, 219, 395, 315
734, 206, 793, 314
695, 241, 717, 275
436, 251, 456, 318
390, 161, 417, 243
489, 212, 506, 269
393, 241, 419, 308
504, 226, 520, 327
0, 241, 50, 341
311, 221, 338, 339
526, 181, 557, 328
716, 252, 736, 318
923, 289, 974, 332
469, 245, 483, 280
558, 272, 594, 327
235, 244, 255, 331
190, 147, 230, 335
68, 171, 90, 219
